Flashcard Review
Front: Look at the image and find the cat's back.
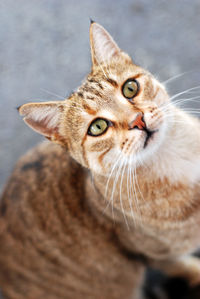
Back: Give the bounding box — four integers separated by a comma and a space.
0, 142, 143, 299
0, 141, 84, 230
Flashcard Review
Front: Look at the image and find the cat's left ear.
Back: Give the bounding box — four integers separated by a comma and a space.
90, 22, 121, 66
18, 101, 66, 144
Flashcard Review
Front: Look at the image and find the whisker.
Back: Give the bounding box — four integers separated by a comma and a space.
132, 157, 142, 227
40, 88, 66, 100
172, 96, 200, 107
170, 86, 200, 101
161, 96, 200, 114
164, 110, 200, 116
127, 156, 136, 226
180, 110, 200, 113
119, 157, 130, 229
162, 107, 200, 120
104, 151, 122, 199
127, 142, 142, 227
109, 154, 125, 222
103, 152, 123, 220
162, 71, 193, 85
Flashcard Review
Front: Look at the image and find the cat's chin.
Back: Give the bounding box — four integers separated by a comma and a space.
143, 129, 158, 149
137, 121, 168, 163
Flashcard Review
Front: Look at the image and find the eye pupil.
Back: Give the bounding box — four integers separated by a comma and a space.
96, 124, 101, 129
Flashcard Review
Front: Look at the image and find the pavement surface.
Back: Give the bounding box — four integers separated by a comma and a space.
0, 1, 200, 297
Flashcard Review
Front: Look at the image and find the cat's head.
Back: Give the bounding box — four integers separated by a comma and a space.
19, 22, 170, 175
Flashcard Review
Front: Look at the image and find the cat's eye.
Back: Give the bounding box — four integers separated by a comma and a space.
88, 118, 109, 136
122, 79, 139, 99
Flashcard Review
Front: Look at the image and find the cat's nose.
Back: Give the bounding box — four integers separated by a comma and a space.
128, 113, 146, 130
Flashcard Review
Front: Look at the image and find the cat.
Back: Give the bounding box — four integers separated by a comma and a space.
0, 21, 200, 299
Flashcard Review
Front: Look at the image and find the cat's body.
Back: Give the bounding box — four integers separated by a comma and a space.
0, 142, 144, 299
0, 22, 200, 298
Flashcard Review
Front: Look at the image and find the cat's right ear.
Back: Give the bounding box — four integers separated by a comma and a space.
89, 22, 121, 67
18, 101, 66, 145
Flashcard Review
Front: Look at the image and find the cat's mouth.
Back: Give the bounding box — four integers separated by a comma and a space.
143, 129, 158, 148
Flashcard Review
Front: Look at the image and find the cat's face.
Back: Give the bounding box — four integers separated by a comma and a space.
19, 23, 170, 175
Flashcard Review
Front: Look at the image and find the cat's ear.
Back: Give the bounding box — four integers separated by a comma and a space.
18, 101, 65, 143
90, 22, 121, 66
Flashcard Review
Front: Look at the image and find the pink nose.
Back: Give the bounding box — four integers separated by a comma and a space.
129, 113, 146, 130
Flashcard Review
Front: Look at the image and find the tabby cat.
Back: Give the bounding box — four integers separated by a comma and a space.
0, 22, 200, 299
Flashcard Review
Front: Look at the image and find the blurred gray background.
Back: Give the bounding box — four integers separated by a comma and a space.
0, 0, 200, 193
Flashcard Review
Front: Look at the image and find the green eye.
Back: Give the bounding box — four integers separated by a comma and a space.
122, 79, 139, 99
88, 118, 109, 136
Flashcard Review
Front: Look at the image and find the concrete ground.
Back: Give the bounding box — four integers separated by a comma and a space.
0, 1, 200, 297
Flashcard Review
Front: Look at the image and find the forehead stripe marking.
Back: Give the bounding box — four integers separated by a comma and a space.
82, 85, 103, 98
83, 103, 96, 115
88, 78, 104, 90
106, 78, 118, 87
